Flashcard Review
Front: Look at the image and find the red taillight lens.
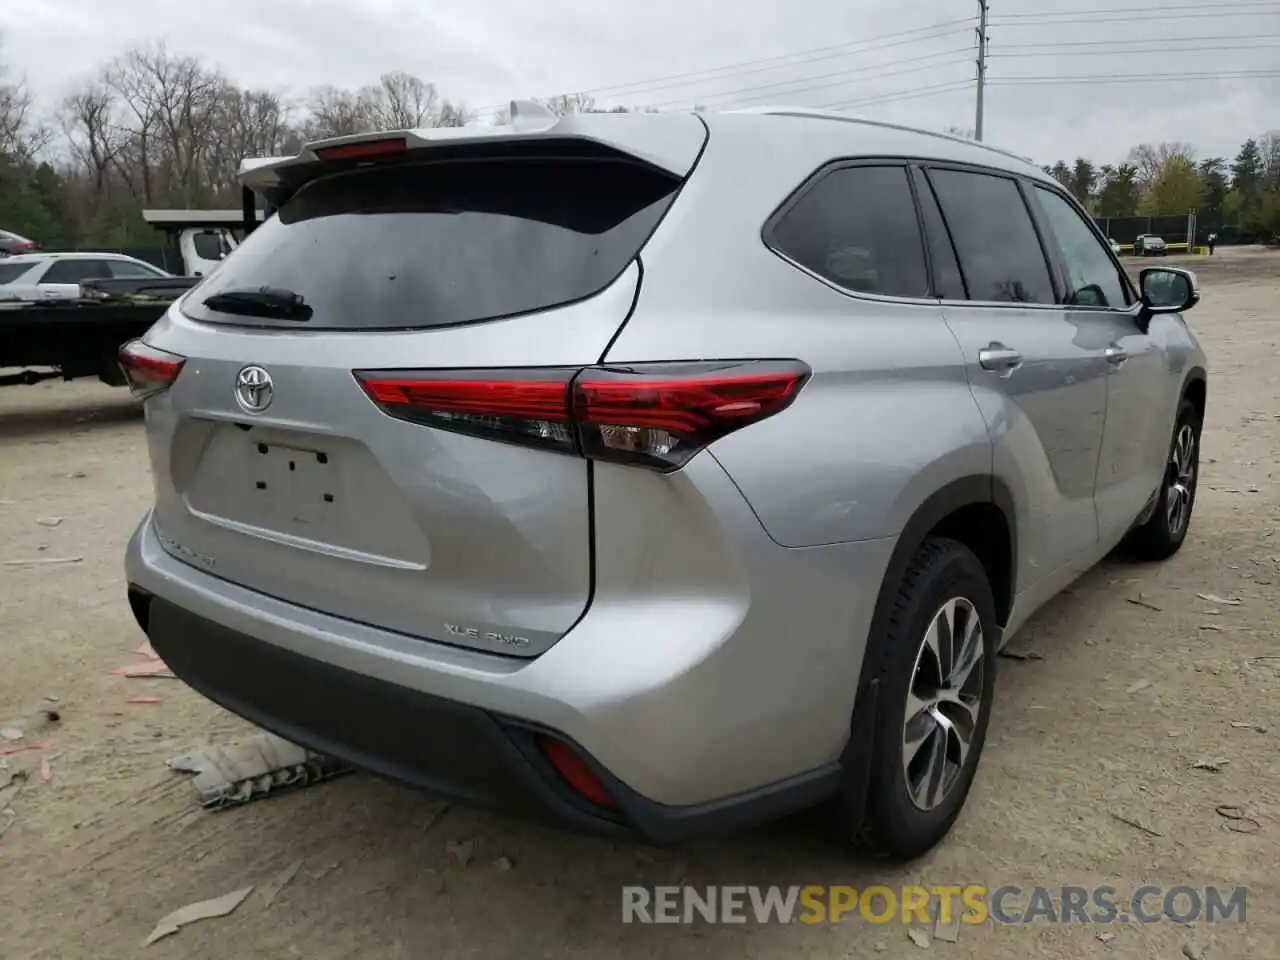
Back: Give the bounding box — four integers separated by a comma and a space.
353, 360, 810, 472
536, 735, 618, 809
118, 339, 186, 398
314, 138, 407, 162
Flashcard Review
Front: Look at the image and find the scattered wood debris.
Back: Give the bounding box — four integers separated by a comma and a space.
143, 885, 254, 946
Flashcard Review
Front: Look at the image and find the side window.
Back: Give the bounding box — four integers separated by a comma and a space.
911, 167, 967, 300
768, 164, 930, 299
192, 231, 225, 261
1033, 187, 1130, 309
926, 168, 1055, 304
40, 259, 112, 284
108, 259, 163, 279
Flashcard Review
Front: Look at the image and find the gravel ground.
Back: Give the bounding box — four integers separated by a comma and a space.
0, 247, 1277, 960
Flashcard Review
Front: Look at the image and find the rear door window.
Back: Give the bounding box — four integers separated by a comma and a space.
767, 164, 930, 299
40, 259, 114, 284
184, 157, 682, 330
926, 168, 1056, 304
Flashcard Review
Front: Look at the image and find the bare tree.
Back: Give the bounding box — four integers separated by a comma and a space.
0, 35, 48, 162
375, 71, 439, 128
61, 81, 121, 215
304, 85, 380, 139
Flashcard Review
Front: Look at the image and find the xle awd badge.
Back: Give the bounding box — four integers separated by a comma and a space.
235, 365, 273, 413
445, 623, 531, 649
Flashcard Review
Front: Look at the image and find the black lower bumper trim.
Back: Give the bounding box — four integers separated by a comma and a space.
133, 589, 842, 843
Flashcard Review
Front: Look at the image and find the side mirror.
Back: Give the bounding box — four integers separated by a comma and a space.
1139, 266, 1199, 317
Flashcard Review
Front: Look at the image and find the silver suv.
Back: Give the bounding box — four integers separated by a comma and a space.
122, 103, 1207, 860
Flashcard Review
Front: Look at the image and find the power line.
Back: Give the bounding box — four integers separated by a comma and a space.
821, 79, 977, 111
643, 50, 975, 110
996, 32, 1280, 49
992, 0, 1280, 17
992, 42, 1280, 58
988, 69, 1280, 85
470, 17, 977, 114
988, 10, 1280, 28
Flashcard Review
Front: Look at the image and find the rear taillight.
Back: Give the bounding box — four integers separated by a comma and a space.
118, 339, 186, 398
354, 360, 810, 472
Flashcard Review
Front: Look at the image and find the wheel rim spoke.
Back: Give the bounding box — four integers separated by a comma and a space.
1164, 424, 1196, 535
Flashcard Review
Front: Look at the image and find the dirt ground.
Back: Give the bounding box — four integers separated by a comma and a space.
1, 247, 1277, 960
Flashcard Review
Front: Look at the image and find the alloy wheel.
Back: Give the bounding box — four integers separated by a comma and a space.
1166, 423, 1197, 536
902, 597, 985, 811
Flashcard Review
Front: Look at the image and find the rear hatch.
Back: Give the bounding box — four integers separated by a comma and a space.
142, 125, 703, 657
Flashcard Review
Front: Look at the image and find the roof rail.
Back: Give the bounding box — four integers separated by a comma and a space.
725, 106, 1036, 166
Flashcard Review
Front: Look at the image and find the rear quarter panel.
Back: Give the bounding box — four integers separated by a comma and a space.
603, 114, 994, 547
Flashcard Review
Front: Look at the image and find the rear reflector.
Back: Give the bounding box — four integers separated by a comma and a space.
118, 339, 186, 399
354, 360, 811, 471
314, 138, 408, 162
535, 735, 618, 809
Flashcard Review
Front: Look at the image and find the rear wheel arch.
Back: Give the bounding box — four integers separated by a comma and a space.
867, 477, 1017, 660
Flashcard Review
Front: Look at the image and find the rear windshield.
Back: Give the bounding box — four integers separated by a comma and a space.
183, 157, 681, 330
0, 263, 34, 285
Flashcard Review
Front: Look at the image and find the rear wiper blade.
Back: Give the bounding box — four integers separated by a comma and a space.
202, 286, 313, 321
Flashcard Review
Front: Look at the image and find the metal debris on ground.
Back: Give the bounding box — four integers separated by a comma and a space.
446, 839, 475, 866
166, 732, 352, 811
1197, 593, 1242, 606
1215, 805, 1260, 834
998, 648, 1045, 661
1126, 595, 1162, 611
143, 885, 254, 946
1109, 811, 1163, 838
1230, 720, 1267, 733
3, 556, 83, 567
1191, 758, 1229, 773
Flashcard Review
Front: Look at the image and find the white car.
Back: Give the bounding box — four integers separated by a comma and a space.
0, 252, 173, 303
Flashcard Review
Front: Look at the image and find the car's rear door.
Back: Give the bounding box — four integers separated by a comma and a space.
140, 136, 701, 657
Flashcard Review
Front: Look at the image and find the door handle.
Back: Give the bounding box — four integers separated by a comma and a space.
978, 343, 1023, 374
1104, 345, 1128, 365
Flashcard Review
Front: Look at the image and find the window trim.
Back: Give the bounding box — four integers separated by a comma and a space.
1026, 182, 1138, 311
909, 165, 969, 301
760, 158, 939, 305
919, 162, 1065, 311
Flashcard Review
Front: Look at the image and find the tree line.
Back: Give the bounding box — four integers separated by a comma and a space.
1042, 138, 1280, 240
3, 36, 1279, 250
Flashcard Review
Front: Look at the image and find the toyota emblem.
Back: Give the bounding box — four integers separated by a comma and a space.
234, 365, 274, 413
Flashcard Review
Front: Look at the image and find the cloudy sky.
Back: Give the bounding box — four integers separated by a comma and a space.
2, 0, 1277, 166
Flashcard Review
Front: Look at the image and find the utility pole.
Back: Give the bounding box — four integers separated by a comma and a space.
975, 0, 989, 141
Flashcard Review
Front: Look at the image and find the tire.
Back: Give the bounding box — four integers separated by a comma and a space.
1122, 398, 1201, 561
840, 537, 998, 861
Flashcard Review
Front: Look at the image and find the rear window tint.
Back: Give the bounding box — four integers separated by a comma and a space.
0, 263, 34, 284
184, 158, 681, 330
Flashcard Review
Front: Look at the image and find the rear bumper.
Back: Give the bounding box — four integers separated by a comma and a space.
131, 587, 842, 842
125, 494, 898, 836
